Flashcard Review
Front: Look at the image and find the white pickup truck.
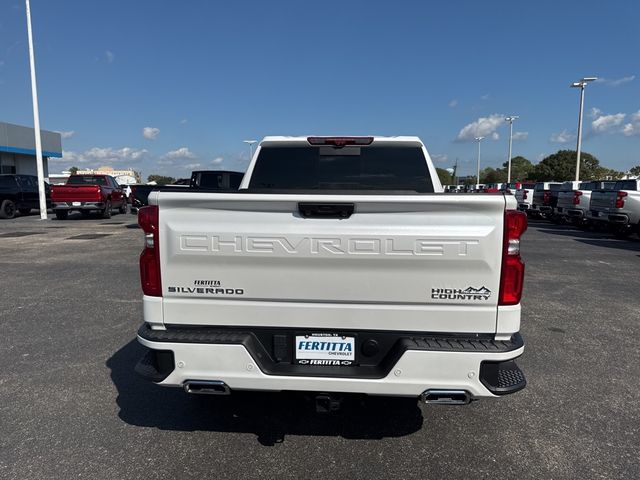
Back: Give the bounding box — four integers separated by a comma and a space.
587, 179, 640, 236
556, 181, 616, 225
515, 183, 536, 211
135, 136, 527, 409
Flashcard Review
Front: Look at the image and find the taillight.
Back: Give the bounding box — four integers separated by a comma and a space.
615, 191, 627, 209
543, 192, 551, 204
499, 210, 527, 306
138, 205, 161, 296
573, 190, 583, 205
307, 136, 374, 146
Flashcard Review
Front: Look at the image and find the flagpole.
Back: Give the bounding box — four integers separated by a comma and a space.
25, 0, 48, 220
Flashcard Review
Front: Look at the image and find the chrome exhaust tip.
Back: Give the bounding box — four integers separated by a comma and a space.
183, 380, 230, 395
420, 389, 472, 405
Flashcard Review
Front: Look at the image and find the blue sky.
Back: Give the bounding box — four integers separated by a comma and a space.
1, 0, 639, 178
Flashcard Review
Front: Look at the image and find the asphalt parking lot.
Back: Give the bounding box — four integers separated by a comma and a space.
1, 212, 638, 479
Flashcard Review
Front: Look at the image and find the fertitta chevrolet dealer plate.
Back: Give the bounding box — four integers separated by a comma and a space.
294, 333, 355, 366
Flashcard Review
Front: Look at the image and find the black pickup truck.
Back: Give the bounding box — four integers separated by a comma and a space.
129, 170, 244, 212
0, 174, 51, 219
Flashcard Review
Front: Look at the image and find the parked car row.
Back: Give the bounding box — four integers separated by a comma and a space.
517, 179, 640, 238
0, 170, 246, 221
129, 170, 244, 212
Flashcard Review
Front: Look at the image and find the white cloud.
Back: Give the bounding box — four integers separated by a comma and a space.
549, 130, 575, 144
0, 60, 5, 67
588, 107, 602, 119
211, 157, 224, 165
54, 147, 148, 164
164, 147, 196, 160
592, 113, 626, 134
182, 163, 201, 170
448, 99, 458, 108
456, 113, 505, 142
56, 130, 75, 139
491, 132, 500, 141
512, 131, 528, 141
622, 123, 637, 136
622, 110, 640, 137
105, 50, 115, 63
480, 94, 490, 100
596, 75, 635, 87
180, 118, 188, 124
143, 127, 160, 140
430, 153, 448, 164
161, 147, 197, 162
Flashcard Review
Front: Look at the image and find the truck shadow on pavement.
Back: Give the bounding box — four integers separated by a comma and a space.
538, 228, 640, 251
107, 340, 423, 445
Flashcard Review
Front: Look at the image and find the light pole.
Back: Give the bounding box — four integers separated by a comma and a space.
571, 77, 597, 181
243, 140, 257, 161
475, 136, 484, 187
25, 0, 47, 220
505, 116, 519, 184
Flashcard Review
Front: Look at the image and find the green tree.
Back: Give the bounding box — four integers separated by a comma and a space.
147, 174, 176, 185
629, 165, 640, 176
480, 167, 506, 184
69, 166, 79, 175
463, 176, 477, 186
596, 168, 624, 180
436, 167, 453, 185
530, 150, 617, 181
501, 156, 533, 181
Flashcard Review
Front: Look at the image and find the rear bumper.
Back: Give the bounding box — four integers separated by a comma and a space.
565, 208, 585, 218
608, 213, 629, 225
53, 201, 105, 210
517, 203, 530, 211
135, 324, 526, 399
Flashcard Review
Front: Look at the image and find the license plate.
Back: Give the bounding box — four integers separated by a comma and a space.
295, 334, 355, 366
72, 202, 81, 206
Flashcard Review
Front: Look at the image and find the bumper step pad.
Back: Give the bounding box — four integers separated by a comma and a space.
134, 348, 175, 382
479, 359, 526, 395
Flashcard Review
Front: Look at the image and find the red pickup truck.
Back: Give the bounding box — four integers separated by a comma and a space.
51, 175, 127, 220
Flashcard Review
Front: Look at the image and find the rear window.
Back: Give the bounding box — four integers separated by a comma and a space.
549, 184, 562, 191
521, 183, 535, 189
613, 180, 638, 191
578, 181, 616, 191
67, 176, 107, 186
248, 145, 433, 192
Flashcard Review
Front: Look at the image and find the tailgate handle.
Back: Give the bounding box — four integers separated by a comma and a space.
298, 203, 354, 219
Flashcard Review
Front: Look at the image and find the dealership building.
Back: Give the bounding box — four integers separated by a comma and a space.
0, 121, 62, 177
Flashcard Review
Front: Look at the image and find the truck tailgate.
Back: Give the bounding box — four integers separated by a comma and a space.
155, 192, 508, 333
556, 191, 575, 209
590, 191, 616, 211
52, 185, 102, 202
